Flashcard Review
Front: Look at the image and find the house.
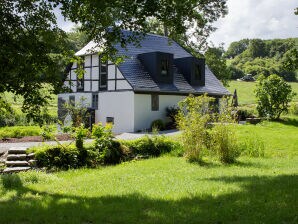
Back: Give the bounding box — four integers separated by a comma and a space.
58, 31, 230, 133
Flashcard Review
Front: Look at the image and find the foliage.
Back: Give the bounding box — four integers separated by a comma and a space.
41, 125, 55, 142
0, 0, 71, 122
0, 126, 44, 139
205, 46, 231, 86
227, 38, 298, 81
151, 119, 165, 131
239, 135, 265, 158
122, 135, 182, 157
92, 123, 126, 165
176, 95, 212, 162
289, 103, 298, 115
62, 97, 89, 127
56, 0, 228, 59
228, 65, 245, 80
210, 108, 240, 163
33, 144, 79, 170
255, 74, 296, 119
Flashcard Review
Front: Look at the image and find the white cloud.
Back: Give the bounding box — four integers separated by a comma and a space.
208, 0, 298, 48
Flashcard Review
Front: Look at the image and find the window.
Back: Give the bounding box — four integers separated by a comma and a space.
151, 94, 159, 111
99, 61, 107, 89
194, 65, 201, 81
161, 59, 169, 76
106, 117, 114, 124
92, 94, 98, 109
77, 78, 84, 92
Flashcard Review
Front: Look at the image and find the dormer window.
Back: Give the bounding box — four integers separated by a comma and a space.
161, 59, 169, 76
194, 64, 201, 81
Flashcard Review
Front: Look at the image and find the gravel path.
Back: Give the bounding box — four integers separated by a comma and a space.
0, 130, 181, 154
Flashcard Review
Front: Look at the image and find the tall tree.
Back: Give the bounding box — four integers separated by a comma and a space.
205, 46, 231, 86
56, 0, 228, 56
0, 0, 70, 122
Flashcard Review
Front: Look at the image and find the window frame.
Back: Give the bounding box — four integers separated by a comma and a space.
160, 59, 169, 76
151, 94, 159, 111
92, 93, 99, 109
99, 58, 108, 89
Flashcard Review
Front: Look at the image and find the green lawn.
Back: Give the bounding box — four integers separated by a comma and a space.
227, 81, 298, 105
1, 118, 298, 223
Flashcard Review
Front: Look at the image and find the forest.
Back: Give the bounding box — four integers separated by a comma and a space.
225, 38, 298, 81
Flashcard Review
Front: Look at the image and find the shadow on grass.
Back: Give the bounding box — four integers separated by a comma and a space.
276, 117, 298, 127
0, 174, 297, 224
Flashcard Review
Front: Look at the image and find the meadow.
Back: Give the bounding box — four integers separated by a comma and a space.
0, 116, 297, 223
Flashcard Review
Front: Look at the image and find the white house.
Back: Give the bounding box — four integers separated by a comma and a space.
58, 31, 230, 133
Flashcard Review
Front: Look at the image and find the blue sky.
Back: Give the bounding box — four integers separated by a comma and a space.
56, 0, 298, 47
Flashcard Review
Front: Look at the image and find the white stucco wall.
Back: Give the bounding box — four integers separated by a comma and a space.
96, 91, 135, 133
134, 94, 185, 131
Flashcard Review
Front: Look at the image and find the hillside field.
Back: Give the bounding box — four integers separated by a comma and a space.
227, 81, 298, 105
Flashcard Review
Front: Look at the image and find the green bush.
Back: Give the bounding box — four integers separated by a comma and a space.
123, 135, 182, 157
289, 103, 298, 115
151, 119, 165, 131
33, 144, 79, 169
176, 95, 212, 162
0, 126, 44, 139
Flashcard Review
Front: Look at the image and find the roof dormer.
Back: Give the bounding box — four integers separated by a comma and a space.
174, 57, 205, 86
138, 52, 174, 84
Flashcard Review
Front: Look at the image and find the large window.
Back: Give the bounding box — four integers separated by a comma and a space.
194, 64, 201, 81
161, 59, 169, 76
151, 94, 159, 111
99, 61, 107, 89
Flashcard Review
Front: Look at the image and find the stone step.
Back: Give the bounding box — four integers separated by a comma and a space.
28, 159, 36, 166
27, 153, 35, 159
8, 147, 28, 155
6, 154, 27, 161
5, 160, 29, 167
3, 167, 31, 173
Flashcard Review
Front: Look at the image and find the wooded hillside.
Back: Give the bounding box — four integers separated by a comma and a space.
225, 38, 298, 81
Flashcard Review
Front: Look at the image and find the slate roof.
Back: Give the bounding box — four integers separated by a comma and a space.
76, 31, 230, 96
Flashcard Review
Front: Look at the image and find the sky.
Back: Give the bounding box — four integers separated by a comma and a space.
56, 0, 298, 48
208, 0, 298, 48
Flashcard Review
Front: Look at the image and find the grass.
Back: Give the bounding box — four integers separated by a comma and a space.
0, 126, 43, 139
0, 117, 298, 223
227, 80, 298, 105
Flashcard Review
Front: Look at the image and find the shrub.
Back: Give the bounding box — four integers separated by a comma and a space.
151, 119, 165, 131
255, 74, 296, 120
0, 126, 43, 139
176, 95, 212, 162
122, 135, 182, 157
236, 108, 256, 121
92, 123, 127, 165
33, 144, 79, 169
289, 103, 298, 115
166, 106, 179, 129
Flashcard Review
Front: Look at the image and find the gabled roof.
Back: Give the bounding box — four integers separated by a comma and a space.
76, 30, 230, 96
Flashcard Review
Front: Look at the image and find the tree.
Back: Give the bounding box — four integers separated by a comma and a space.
205, 46, 231, 86
1, 0, 227, 122
56, 0, 228, 56
0, 0, 70, 123
247, 39, 267, 58
224, 39, 249, 59
255, 74, 296, 120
